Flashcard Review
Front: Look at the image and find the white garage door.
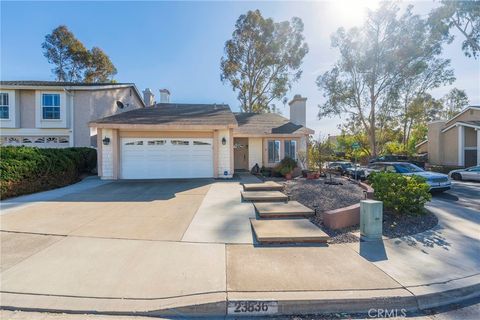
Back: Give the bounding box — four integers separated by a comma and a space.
120, 137, 213, 179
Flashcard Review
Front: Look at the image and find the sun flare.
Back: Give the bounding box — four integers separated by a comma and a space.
330, 0, 381, 24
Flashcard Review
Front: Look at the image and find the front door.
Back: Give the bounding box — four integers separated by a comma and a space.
234, 138, 249, 171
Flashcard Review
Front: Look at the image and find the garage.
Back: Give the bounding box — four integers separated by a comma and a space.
121, 137, 213, 179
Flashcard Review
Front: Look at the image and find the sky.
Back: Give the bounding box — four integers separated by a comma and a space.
1, 1, 479, 136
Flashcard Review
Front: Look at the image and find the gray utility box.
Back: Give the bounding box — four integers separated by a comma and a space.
360, 200, 383, 241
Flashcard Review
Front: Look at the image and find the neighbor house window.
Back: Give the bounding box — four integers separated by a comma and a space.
0, 93, 9, 119
268, 140, 280, 163
284, 140, 297, 160
42, 93, 60, 119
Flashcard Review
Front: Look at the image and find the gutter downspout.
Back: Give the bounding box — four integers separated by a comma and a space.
64, 88, 74, 147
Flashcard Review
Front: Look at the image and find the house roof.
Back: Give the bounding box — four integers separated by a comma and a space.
0, 80, 145, 107
0, 80, 135, 87
444, 106, 480, 126
90, 103, 238, 128
233, 112, 314, 136
441, 120, 480, 133
415, 139, 428, 148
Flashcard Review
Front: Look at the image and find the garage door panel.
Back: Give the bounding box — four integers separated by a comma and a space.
121, 137, 213, 179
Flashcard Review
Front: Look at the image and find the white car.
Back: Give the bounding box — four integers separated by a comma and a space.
449, 166, 480, 182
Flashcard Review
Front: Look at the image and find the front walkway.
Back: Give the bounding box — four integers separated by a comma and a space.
0, 177, 479, 316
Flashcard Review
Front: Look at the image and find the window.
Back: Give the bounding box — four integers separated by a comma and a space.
193, 141, 211, 145
0, 93, 9, 119
148, 140, 166, 145
268, 140, 280, 163
284, 140, 297, 160
42, 93, 60, 119
171, 140, 189, 145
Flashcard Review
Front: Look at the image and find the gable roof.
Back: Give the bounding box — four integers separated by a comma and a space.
444, 106, 480, 127
90, 103, 238, 129
234, 112, 314, 136
441, 120, 480, 133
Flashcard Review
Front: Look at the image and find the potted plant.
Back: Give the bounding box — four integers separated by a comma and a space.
277, 157, 298, 180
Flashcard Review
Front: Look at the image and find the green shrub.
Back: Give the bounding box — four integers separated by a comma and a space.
275, 157, 298, 176
369, 172, 431, 215
0, 146, 97, 199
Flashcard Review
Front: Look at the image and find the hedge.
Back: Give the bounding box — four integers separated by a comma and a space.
0, 146, 97, 199
369, 172, 431, 215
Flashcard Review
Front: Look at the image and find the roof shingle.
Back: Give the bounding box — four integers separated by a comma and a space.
233, 112, 313, 135
0, 80, 134, 87
91, 103, 238, 127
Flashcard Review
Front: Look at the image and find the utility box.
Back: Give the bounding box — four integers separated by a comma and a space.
360, 200, 383, 241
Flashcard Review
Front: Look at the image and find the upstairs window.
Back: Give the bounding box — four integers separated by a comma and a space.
284, 140, 297, 160
42, 93, 60, 119
268, 140, 280, 163
0, 93, 9, 119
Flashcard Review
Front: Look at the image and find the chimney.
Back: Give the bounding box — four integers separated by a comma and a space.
142, 88, 155, 106
288, 94, 307, 127
159, 89, 170, 103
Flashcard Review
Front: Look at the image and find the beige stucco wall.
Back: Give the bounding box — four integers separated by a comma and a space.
74, 87, 143, 147
248, 138, 263, 170
442, 128, 459, 166
465, 127, 477, 147
261, 137, 301, 168
417, 142, 428, 154
19, 90, 35, 128
426, 121, 445, 165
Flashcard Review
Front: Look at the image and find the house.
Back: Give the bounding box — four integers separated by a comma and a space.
0, 81, 144, 148
89, 94, 314, 179
416, 106, 480, 167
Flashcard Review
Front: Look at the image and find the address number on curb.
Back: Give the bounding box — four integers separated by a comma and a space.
227, 301, 278, 315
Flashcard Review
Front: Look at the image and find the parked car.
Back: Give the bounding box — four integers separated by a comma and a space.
365, 162, 451, 192
449, 166, 480, 181
345, 164, 367, 180
327, 161, 353, 175
369, 155, 425, 169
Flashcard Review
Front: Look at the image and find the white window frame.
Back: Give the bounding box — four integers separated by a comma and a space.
35, 91, 67, 128
284, 140, 297, 160
0, 92, 10, 120
0, 90, 17, 128
268, 140, 281, 163
41, 93, 61, 120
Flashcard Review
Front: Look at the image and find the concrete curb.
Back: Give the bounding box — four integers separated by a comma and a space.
2, 276, 479, 317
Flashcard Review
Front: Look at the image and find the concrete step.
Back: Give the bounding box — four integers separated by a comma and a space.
241, 191, 288, 202
243, 181, 284, 191
254, 201, 315, 218
250, 218, 330, 244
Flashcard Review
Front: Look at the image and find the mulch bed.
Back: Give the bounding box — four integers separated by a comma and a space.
268, 176, 438, 244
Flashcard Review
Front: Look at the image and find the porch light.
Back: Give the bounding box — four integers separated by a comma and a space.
222, 137, 227, 145
102, 137, 110, 145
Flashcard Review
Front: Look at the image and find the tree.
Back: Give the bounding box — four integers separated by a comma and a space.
317, 3, 449, 157
84, 47, 117, 83
42, 25, 117, 82
396, 58, 454, 146
402, 93, 443, 148
42, 25, 89, 81
429, 1, 480, 59
309, 136, 334, 174
441, 88, 469, 119
220, 10, 308, 113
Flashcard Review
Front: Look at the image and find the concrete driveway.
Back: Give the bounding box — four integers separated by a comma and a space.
1, 179, 212, 241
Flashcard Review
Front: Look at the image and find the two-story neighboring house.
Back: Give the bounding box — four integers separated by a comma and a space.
416, 106, 480, 167
0, 81, 144, 148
